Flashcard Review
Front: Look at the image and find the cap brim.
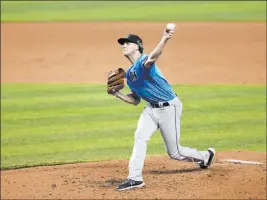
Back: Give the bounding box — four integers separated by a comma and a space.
118, 38, 133, 45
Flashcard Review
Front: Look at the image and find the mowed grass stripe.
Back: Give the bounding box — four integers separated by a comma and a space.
3, 90, 264, 111
2, 133, 265, 169
2, 93, 264, 134
1, 146, 135, 169
2, 135, 135, 155
1, 119, 138, 139
2, 97, 263, 123
2, 117, 264, 150
1, 1, 266, 22
2, 108, 263, 135
2, 138, 265, 170
1, 84, 105, 99
2, 108, 263, 130
1, 84, 265, 169
1, 112, 264, 150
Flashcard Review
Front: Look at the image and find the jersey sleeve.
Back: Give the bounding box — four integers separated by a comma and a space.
140, 55, 156, 69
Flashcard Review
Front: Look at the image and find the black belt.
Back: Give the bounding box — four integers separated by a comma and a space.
150, 102, 170, 108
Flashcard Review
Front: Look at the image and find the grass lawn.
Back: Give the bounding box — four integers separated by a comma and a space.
1, 1, 266, 22
1, 84, 266, 169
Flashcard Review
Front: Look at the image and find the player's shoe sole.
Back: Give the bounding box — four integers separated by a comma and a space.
117, 179, 145, 191
199, 148, 216, 169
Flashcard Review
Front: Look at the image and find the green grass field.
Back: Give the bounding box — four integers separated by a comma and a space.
1, 1, 266, 22
1, 84, 266, 169
1, 1, 266, 170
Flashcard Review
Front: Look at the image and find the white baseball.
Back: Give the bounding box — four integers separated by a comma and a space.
166, 23, 176, 31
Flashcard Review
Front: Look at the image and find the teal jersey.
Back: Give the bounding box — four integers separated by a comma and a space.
126, 54, 176, 103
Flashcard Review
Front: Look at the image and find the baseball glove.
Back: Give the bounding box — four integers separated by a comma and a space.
107, 68, 126, 94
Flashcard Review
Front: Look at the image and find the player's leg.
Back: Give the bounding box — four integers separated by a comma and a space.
159, 99, 214, 166
117, 105, 158, 191
128, 105, 158, 181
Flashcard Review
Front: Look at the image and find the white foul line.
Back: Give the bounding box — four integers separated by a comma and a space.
220, 159, 264, 165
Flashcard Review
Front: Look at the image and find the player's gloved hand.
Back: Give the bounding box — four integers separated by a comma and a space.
107, 68, 126, 95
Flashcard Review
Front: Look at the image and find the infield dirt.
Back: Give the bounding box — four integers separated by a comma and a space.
1, 22, 266, 199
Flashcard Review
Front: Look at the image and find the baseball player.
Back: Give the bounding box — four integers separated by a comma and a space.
111, 24, 215, 191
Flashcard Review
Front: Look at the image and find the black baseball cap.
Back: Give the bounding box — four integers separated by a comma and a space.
118, 34, 144, 53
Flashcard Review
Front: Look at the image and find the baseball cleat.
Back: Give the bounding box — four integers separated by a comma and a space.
199, 148, 216, 169
117, 179, 145, 191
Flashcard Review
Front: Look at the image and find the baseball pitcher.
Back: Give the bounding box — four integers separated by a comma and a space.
107, 23, 216, 191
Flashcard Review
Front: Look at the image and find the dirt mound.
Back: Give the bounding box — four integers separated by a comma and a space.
1, 151, 266, 199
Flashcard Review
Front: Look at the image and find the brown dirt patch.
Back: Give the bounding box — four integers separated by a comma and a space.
1, 22, 266, 199
1, 151, 266, 199
1, 22, 266, 84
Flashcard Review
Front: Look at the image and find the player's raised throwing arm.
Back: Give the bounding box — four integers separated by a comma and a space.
144, 23, 176, 68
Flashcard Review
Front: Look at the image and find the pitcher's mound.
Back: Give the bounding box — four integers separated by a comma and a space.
1, 151, 266, 199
